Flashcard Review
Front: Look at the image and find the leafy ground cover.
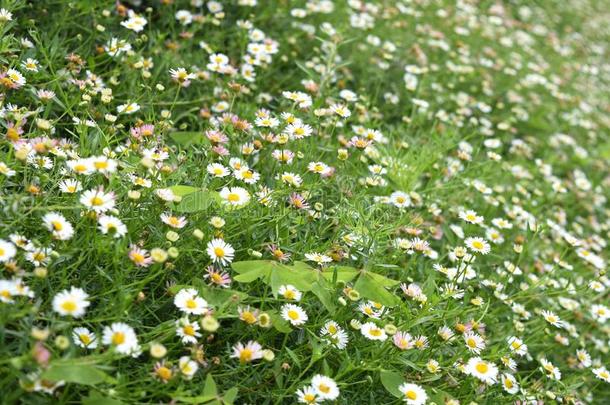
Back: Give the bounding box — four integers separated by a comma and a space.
0, 0, 609, 403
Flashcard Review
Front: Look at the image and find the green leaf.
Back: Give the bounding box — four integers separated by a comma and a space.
203, 374, 218, 397
169, 185, 199, 197
366, 271, 400, 287
321, 266, 359, 283
222, 387, 238, 404
284, 347, 302, 368
354, 271, 398, 306
83, 393, 125, 405
232, 261, 318, 291
379, 370, 404, 398
311, 280, 336, 312
168, 131, 207, 146
42, 361, 112, 386
176, 190, 216, 213
173, 395, 217, 404
268, 310, 292, 333
232, 261, 273, 283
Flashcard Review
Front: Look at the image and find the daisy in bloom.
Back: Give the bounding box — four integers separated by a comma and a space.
231, 340, 263, 363
204, 266, 232, 288
0, 239, 17, 262
284, 122, 313, 139
307, 161, 332, 176
128, 245, 153, 267
238, 306, 259, 325
390, 191, 411, 208
169, 68, 196, 87
330, 104, 351, 118
507, 336, 528, 356
281, 303, 308, 326
219, 186, 251, 207
540, 358, 561, 380
591, 304, 610, 322
541, 310, 565, 328
120, 11, 147, 32
438, 326, 455, 341
279, 172, 303, 187
42, 212, 74, 240
319, 320, 349, 349
304, 252, 332, 265
102, 322, 139, 355
466, 357, 498, 385
80, 188, 115, 213
464, 332, 486, 354
592, 367, 610, 383
464, 237, 490, 254
91, 156, 117, 174
414, 335, 429, 350
206, 238, 235, 265
179, 356, 199, 380
207, 163, 230, 177
287, 192, 308, 210
576, 349, 592, 367
59, 179, 82, 193
398, 382, 427, 405
278, 285, 302, 301
26, 247, 52, 266
67, 158, 95, 175
311, 375, 340, 401
72, 327, 98, 349
501, 373, 519, 394
296, 386, 319, 404
491, 217, 513, 229
160, 212, 187, 229
174, 288, 208, 315
153, 361, 174, 384
175, 318, 201, 344
426, 360, 440, 373
117, 102, 140, 114
234, 167, 260, 184
459, 210, 484, 225
360, 322, 387, 341
359, 301, 383, 318
393, 331, 414, 350
98, 215, 127, 238
52, 287, 90, 318
268, 244, 291, 262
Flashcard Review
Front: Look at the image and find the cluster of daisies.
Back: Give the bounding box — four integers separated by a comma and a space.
0, 0, 609, 403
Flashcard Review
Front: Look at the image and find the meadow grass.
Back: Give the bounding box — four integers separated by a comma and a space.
0, 0, 609, 404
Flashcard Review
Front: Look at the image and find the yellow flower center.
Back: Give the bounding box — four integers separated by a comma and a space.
239, 348, 253, 362
61, 300, 77, 313
94, 161, 108, 169
242, 311, 256, 324
214, 247, 225, 258
287, 310, 299, 320
185, 298, 197, 309
131, 253, 145, 264
156, 366, 172, 380
406, 390, 417, 400
112, 332, 125, 345
91, 196, 104, 206
476, 362, 488, 374
227, 193, 240, 202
